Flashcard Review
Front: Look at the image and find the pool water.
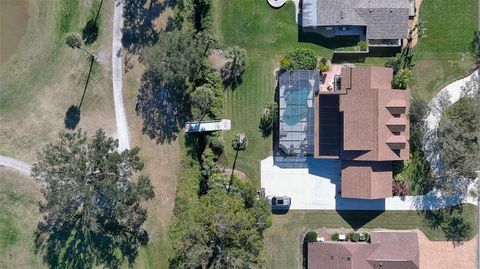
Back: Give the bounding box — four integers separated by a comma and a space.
283, 87, 310, 126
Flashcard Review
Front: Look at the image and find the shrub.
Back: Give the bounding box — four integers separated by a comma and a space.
305, 231, 318, 242
318, 62, 330, 73
350, 232, 360, 242
362, 232, 370, 242
358, 41, 368, 51
200, 150, 219, 178
280, 48, 317, 71
280, 58, 291, 70
331, 232, 339, 241
209, 132, 224, 155
392, 180, 409, 197
384, 57, 401, 74
392, 68, 413, 89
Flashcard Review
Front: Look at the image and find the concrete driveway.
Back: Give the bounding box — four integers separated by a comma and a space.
261, 156, 475, 210
261, 156, 341, 210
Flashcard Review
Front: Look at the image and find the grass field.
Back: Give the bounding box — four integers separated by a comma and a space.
0, 0, 116, 163
265, 206, 478, 269
214, 1, 332, 183
0, 169, 43, 269
410, 0, 477, 99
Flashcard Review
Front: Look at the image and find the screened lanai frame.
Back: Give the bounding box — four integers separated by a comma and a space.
278, 70, 320, 156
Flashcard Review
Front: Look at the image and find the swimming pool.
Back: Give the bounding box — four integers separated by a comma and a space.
283, 87, 310, 126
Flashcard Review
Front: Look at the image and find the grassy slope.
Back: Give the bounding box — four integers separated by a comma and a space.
265, 206, 478, 268
0, 169, 43, 269
410, 0, 477, 99
0, 0, 116, 162
214, 1, 331, 183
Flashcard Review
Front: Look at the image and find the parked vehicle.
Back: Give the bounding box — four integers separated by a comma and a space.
267, 196, 291, 212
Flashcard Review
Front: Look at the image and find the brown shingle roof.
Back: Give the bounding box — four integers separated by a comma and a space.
308, 231, 420, 269
341, 161, 392, 199
339, 67, 410, 161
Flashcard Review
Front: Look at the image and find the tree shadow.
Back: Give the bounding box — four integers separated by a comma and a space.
258, 114, 273, 138
82, 0, 103, 45
135, 73, 189, 143
420, 205, 472, 245
221, 67, 244, 90
122, 0, 177, 53
64, 105, 81, 129
64, 56, 95, 129
34, 212, 148, 268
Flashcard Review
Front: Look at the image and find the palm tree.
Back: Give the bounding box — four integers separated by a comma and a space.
65, 32, 96, 59
401, 20, 426, 69
223, 46, 247, 84
229, 133, 247, 191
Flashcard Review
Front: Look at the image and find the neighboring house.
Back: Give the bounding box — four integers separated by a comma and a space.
308, 231, 420, 269
277, 66, 410, 199
302, 0, 411, 47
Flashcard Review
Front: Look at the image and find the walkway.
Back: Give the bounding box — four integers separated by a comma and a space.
261, 156, 476, 210
0, 155, 31, 175
112, 0, 130, 151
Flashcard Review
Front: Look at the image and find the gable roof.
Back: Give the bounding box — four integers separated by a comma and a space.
339, 67, 410, 162
308, 231, 420, 269
302, 0, 410, 39
341, 161, 393, 199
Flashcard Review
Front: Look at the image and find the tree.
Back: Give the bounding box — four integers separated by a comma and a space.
258, 102, 278, 137
64, 32, 96, 58
392, 68, 413, 89
280, 48, 317, 71
170, 178, 271, 268
437, 92, 480, 181
141, 30, 204, 89
400, 20, 426, 69
229, 133, 247, 188
31, 129, 155, 268
222, 46, 247, 85
191, 86, 215, 120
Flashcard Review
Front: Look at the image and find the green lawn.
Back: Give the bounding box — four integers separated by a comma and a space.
410, 0, 477, 99
0, 0, 116, 162
0, 169, 44, 268
265, 206, 478, 269
214, 1, 333, 183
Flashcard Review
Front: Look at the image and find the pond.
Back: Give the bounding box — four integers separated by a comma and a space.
0, 0, 29, 64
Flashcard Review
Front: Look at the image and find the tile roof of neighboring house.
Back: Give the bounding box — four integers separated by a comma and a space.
341, 161, 393, 199
339, 66, 410, 162
302, 0, 410, 39
308, 231, 419, 269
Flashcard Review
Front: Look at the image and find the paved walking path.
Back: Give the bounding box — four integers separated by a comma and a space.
112, 0, 130, 151
0, 155, 31, 175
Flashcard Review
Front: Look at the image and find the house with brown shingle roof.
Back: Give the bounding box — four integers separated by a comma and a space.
277, 66, 409, 199
308, 231, 419, 269
314, 66, 409, 199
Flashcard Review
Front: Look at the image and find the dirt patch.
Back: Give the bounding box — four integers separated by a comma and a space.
418, 229, 477, 269
223, 168, 248, 180
208, 49, 228, 72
